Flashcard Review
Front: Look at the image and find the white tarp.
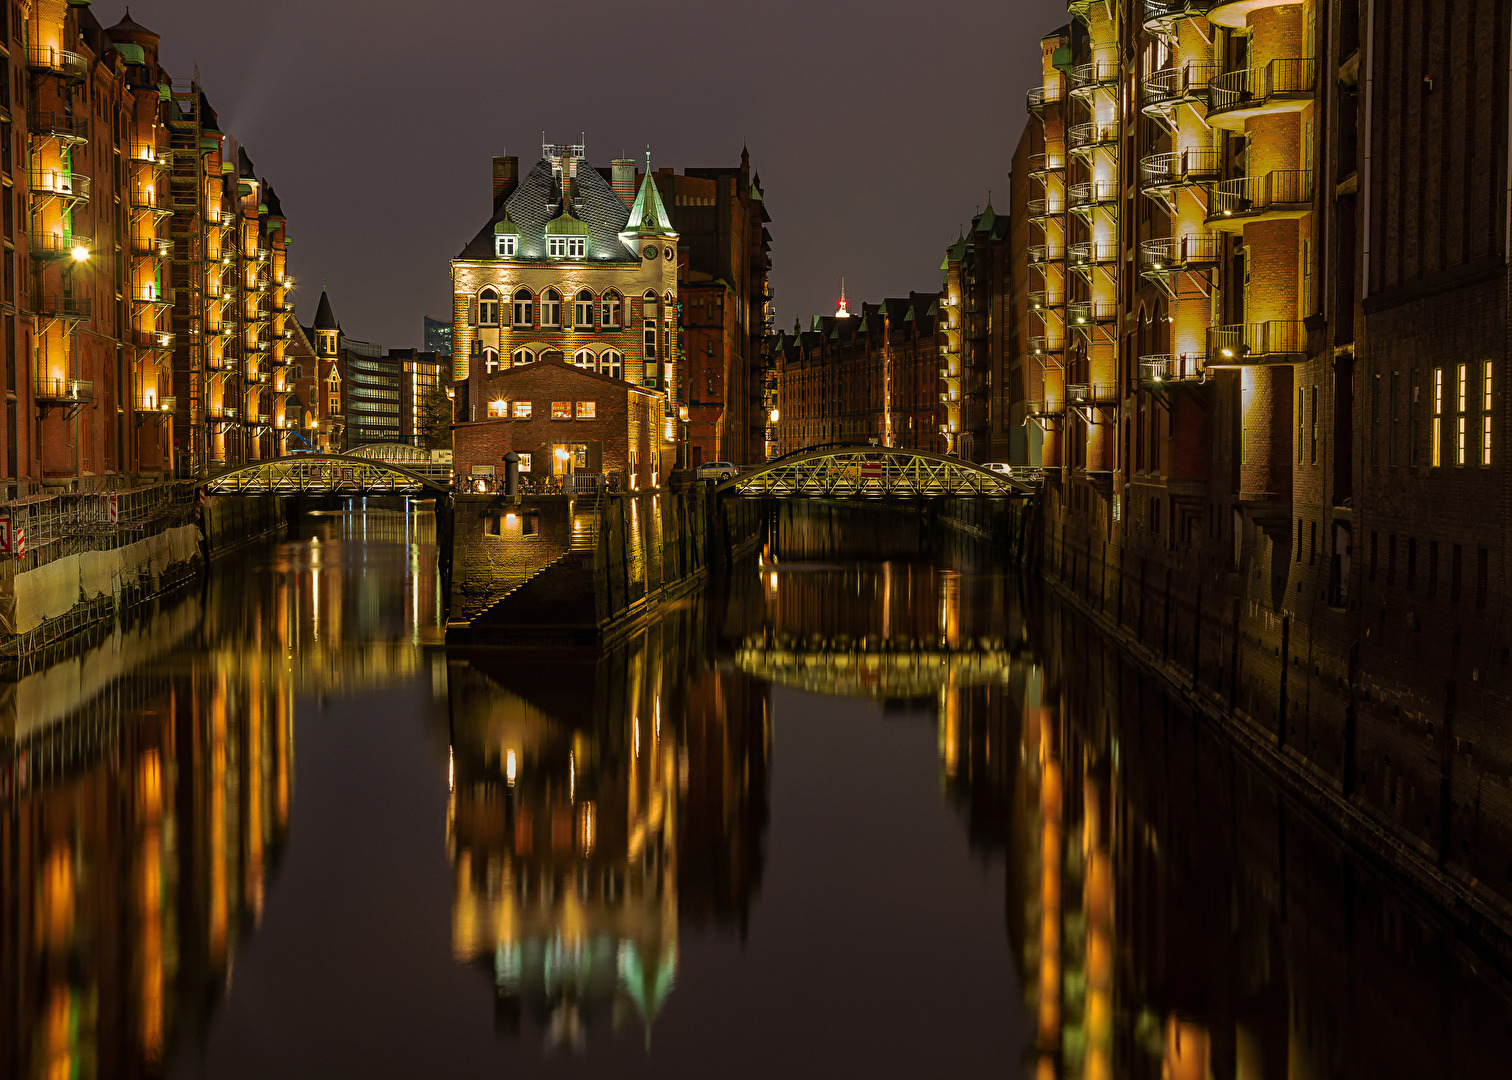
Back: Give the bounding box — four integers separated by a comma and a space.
14, 554, 82, 634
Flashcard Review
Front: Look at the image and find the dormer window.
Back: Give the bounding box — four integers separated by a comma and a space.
568, 236, 586, 258
549, 236, 567, 258
495, 234, 516, 258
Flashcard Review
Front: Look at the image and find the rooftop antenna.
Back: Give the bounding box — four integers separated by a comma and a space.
646, 144, 651, 174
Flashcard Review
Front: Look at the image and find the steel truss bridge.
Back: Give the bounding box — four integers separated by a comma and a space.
718, 446, 1037, 498
202, 454, 450, 497
730, 633, 1028, 698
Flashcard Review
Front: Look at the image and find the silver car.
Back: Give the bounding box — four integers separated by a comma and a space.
697, 461, 738, 482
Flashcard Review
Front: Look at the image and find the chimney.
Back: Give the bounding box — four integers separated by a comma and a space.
611, 159, 637, 206
493, 156, 518, 204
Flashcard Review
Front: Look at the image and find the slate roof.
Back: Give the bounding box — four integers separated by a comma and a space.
109, 8, 158, 37
313, 289, 338, 331
457, 157, 645, 262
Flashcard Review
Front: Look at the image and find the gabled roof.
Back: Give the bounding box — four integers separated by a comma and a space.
624, 172, 676, 236
457, 158, 636, 261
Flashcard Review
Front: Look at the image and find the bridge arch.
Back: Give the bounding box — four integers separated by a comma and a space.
202, 453, 450, 496
716, 445, 1036, 498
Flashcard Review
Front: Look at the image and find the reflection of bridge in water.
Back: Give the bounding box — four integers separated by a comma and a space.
729, 632, 1028, 698
717, 446, 1038, 499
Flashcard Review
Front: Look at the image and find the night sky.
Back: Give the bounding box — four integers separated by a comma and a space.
120, 0, 1070, 349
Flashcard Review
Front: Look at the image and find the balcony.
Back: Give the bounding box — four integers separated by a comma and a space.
1139, 148, 1222, 198
29, 232, 91, 261
1207, 321, 1308, 366
1069, 120, 1119, 153
131, 236, 173, 258
1140, 236, 1222, 276
1027, 196, 1064, 221
1027, 83, 1064, 115
1068, 60, 1120, 96
35, 377, 93, 403
1029, 335, 1067, 357
248, 247, 271, 263
32, 293, 91, 321
1066, 383, 1118, 406
29, 167, 90, 205
209, 405, 238, 421
129, 186, 171, 213
1025, 399, 1065, 419
1069, 241, 1118, 269
131, 290, 174, 312
1028, 151, 1066, 178
1207, 59, 1316, 129
136, 397, 176, 415
1140, 355, 1207, 385
1206, 0, 1300, 29
1143, 0, 1215, 30
1068, 179, 1118, 214
1028, 290, 1065, 312
1028, 242, 1067, 265
1142, 60, 1222, 115
1206, 170, 1314, 228
1068, 300, 1117, 331
28, 109, 89, 143
27, 44, 87, 81
133, 329, 176, 350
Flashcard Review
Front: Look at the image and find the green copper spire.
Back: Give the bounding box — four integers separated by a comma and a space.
624, 171, 676, 236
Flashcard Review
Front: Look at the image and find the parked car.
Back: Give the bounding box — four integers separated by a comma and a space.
983, 462, 1014, 476
697, 461, 739, 482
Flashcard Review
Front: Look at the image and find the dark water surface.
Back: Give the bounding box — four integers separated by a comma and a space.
6, 507, 1512, 1078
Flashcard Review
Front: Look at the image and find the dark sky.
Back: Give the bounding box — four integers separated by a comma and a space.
121, 0, 1069, 349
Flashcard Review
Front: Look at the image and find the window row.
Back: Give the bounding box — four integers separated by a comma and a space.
486, 398, 598, 421
1368, 532, 1491, 609
494, 234, 587, 259
475, 288, 672, 330
482, 348, 624, 380
1371, 361, 1495, 469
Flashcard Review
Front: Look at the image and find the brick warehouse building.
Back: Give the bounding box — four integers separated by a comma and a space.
0, 2, 307, 492
1006, 0, 1512, 925
772, 291, 944, 456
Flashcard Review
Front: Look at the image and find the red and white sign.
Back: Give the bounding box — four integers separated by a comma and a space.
14, 527, 23, 558
107, 494, 119, 525
0, 517, 10, 554
0, 520, 24, 558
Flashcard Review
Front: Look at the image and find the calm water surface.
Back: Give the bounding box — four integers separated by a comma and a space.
5, 506, 1512, 1078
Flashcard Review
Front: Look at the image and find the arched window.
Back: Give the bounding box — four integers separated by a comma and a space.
600, 350, 623, 380
663, 290, 674, 315
512, 288, 533, 327
478, 287, 500, 327
642, 290, 658, 321
573, 349, 595, 370
574, 290, 594, 328
483, 347, 500, 374
602, 291, 622, 329
541, 288, 562, 328
512, 348, 534, 366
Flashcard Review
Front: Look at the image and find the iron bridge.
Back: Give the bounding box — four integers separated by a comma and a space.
730, 632, 1027, 698
717, 445, 1037, 498
202, 453, 450, 496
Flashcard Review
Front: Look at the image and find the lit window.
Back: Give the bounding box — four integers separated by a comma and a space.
511, 348, 534, 366
1484, 360, 1494, 466
601, 350, 623, 380
574, 349, 594, 369
541, 289, 562, 327
575, 290, 594, 328
568, 236, 586, 258
329, 395, 340, 412
487, 399, 507, 417
552, 401, 572, 420
479, 288, 500, 326
548, 236, 567, 257
1432, 367, 1443, 468
512, 289, 533, 326
512, 401, 532, 419
483, 347, 499, 374
602, 292, 622, 328
1457, 362, 1468, 466
576, 400, 596, 420
518, 452, 532, 473
495, 234, 516, 258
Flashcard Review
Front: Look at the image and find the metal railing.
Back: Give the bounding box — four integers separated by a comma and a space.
1027, 84, 1064, 112
32, 293, 92, 320
1028, 151, 1066, 175
1028, 243, 1067, 264
28, 109, 89, 141
1029, 335, 1067, 356
1143, 0, 1214, 29
1028, 290, 1064, 311
1142, 60, 1222, 110
131, 235, 173, 258
1139, 148, 1222, 190
209, 405, 238, 420
1069, 60, 1120, 92
1207, 320, 1308, 362
1069, 300, 1118, 326
1066, 383, 1118, 404
28, 232, 91, 259
1140, 355, 1207, 383
1208, 58, 1316, 117
27, 44, 87, 80
136, 396, 176, 414
1140, 235, 1222, 271
1069, 121, 1120, 150
35, 377, 93, 402
1025, 400, 1065, 418
1069, 241, 1119, 266
133, 329, 175, 349
29, 168, 90, 202
1068, 179, 1119, 209
1207, 170, 1314, 220
1027, 196, 1063, 219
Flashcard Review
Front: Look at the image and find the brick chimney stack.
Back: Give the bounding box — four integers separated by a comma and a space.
611, 159, 637, 206
493, 156, 518, 204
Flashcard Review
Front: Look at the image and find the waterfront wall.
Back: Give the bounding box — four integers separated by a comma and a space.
1039, 485, 1512, 937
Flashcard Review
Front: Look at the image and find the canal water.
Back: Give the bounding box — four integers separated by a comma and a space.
6, 505, 1512, 1078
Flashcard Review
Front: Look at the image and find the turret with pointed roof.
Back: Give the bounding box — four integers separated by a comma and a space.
313, 288, 338, 331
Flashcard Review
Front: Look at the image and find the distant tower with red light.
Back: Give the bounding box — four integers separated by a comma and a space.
835, 279, 851, 319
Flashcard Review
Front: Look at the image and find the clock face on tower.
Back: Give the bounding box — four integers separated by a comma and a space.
643, 245, 657, 260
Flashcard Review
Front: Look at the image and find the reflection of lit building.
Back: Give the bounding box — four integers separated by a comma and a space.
447, 607, 768, 1048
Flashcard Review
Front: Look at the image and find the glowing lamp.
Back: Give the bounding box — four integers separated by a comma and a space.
70, 245, 89, 262
1220, 348, 1235, 358
770, 408, 780, 423
554, 447, 569, 460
